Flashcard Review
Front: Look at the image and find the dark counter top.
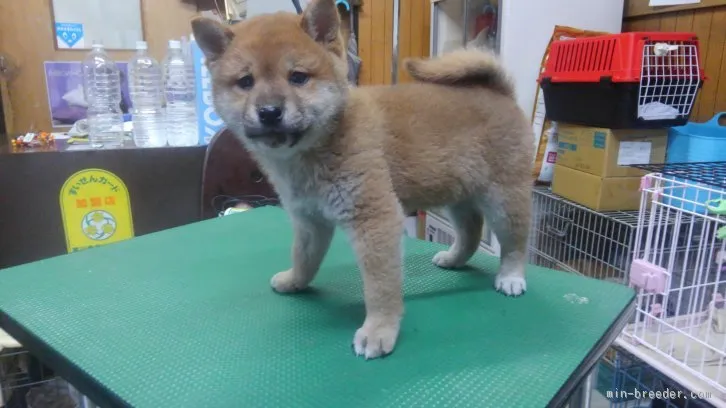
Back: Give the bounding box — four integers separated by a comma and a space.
0, 140, 207, 268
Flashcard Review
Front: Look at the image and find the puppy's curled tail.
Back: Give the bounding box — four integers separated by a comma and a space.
404, 49, 514, 97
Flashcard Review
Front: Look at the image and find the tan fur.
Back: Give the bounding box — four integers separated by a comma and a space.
191, 0, 534, 360
404, 49, 515, 97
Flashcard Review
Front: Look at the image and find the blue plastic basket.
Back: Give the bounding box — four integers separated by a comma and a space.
663, 113, 726, 214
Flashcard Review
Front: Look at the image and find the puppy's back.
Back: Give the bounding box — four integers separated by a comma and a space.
358, 48, 531, 160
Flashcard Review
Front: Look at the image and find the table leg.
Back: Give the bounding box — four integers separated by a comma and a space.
81, 395, 97, 408
566, 368, 595, 408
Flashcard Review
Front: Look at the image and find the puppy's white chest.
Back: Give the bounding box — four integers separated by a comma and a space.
283, 187, 351, 221
277, 177, 354, 222
265, 158, 355, 222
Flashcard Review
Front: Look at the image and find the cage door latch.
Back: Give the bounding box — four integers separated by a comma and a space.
629, 259, 668, 294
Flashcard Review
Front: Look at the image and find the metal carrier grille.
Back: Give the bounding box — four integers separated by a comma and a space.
638, 40, 701, 121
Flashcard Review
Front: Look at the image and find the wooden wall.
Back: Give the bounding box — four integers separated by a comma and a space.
0, 0, 198, 135
0, 0, 431, 136
357, 0, 431, 85
395, 0, 432, 83
623, 0, 726, 122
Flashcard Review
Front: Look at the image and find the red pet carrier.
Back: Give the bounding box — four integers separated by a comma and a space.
537, 32, 705, 129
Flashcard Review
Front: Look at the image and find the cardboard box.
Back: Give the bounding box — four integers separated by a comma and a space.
556, 125, 667, 178
552, 165, 642, 211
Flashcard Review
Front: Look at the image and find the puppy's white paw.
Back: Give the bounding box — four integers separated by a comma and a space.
432, 250, 465, 269
270, 269, 307, 293
495, 274, 526, 296
352, 316, 400, 359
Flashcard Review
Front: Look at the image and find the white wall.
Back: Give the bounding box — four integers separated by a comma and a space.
245, 0, 300, 17
52, 0, 143, 49
433, 0, 466, 56
499, 0, 625, 119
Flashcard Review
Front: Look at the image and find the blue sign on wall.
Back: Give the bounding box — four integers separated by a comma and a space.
191, 38, 225, 145
55, 23, 84, 49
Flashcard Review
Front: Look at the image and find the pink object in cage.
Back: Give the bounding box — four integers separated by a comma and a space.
650, 303, 663, 315
712, 293, 724, 308
629, 259, 668, 293
647, 303, 663, 327
640, 176, 652, 191
653, 188, 661, 202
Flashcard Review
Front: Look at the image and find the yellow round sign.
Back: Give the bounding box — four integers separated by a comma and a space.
59, 169, 134, 253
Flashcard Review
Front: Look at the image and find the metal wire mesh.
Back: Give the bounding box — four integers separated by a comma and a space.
623, 173, 726, 398
606, 347, 713, 407
630, 162, 726, 190
424, 210, 500, 256
0, 348, 57, 407
530, 187, 648, 284
638, 41, 701, 121
426, 187, 684, 286
530, 186, 694, 285
1, 341, 96, 408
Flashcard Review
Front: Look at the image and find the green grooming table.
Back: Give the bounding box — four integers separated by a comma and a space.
0, 207, 634, 407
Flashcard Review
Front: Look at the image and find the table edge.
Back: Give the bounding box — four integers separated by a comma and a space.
0, 311, 132, 408
546, 295, 637, 407
1, 283, 637, 408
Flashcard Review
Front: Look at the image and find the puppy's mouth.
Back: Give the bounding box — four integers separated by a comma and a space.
245, 128, 305, 148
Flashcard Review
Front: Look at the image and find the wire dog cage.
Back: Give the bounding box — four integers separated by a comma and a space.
0, 347, 65, 408
529, 186, 688, 285
1, 331, 95, 408
529, 187, 640, 283
606, 347, 713, 408
425, 186, 683, 285
621, 163, 726, 401
424, 210, 501, 256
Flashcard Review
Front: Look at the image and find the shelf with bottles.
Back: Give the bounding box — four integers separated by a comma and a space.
431, 0, 500, 57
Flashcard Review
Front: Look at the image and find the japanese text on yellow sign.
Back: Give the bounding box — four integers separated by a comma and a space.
59, 169, 134, 253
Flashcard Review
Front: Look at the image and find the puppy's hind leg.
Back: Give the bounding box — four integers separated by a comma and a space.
432, 200, 484, 269
478, 186, 531, 296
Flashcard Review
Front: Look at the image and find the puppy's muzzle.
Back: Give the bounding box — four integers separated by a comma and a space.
257, 105, 283, 127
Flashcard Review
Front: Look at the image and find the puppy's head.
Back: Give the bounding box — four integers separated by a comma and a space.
192, 0, 349, 155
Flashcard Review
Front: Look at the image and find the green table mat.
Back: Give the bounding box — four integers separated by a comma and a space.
0, 206, 634, 407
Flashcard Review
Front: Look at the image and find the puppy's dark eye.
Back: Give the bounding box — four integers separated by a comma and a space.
289, 71, 310, 86
237, 75, 255, 90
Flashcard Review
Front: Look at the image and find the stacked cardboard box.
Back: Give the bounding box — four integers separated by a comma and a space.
551, 125, 667, 211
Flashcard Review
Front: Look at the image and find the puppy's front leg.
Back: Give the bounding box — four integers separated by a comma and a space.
346, 206, 405, 359
271, 214, 334, 293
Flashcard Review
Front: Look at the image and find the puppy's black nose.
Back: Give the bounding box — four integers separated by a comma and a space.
258, 105, 283, 127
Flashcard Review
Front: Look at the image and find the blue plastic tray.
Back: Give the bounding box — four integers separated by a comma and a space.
664, 113, 726, 214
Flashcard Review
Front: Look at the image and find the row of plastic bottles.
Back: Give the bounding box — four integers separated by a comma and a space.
81, 40, 198, 148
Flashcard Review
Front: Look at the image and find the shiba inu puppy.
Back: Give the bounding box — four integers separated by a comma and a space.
191, 0, 534, 360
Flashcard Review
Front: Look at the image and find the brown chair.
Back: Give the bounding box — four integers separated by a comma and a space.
200, 128, 278, 219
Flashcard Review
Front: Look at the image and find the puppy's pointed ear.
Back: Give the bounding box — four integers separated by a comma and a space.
191, 17, 234, 61
300, 0, 340, 47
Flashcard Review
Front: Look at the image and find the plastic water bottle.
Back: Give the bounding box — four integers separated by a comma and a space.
163, 40, 198, 147
82, 43, 124, 148
129, 41, 166, 147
